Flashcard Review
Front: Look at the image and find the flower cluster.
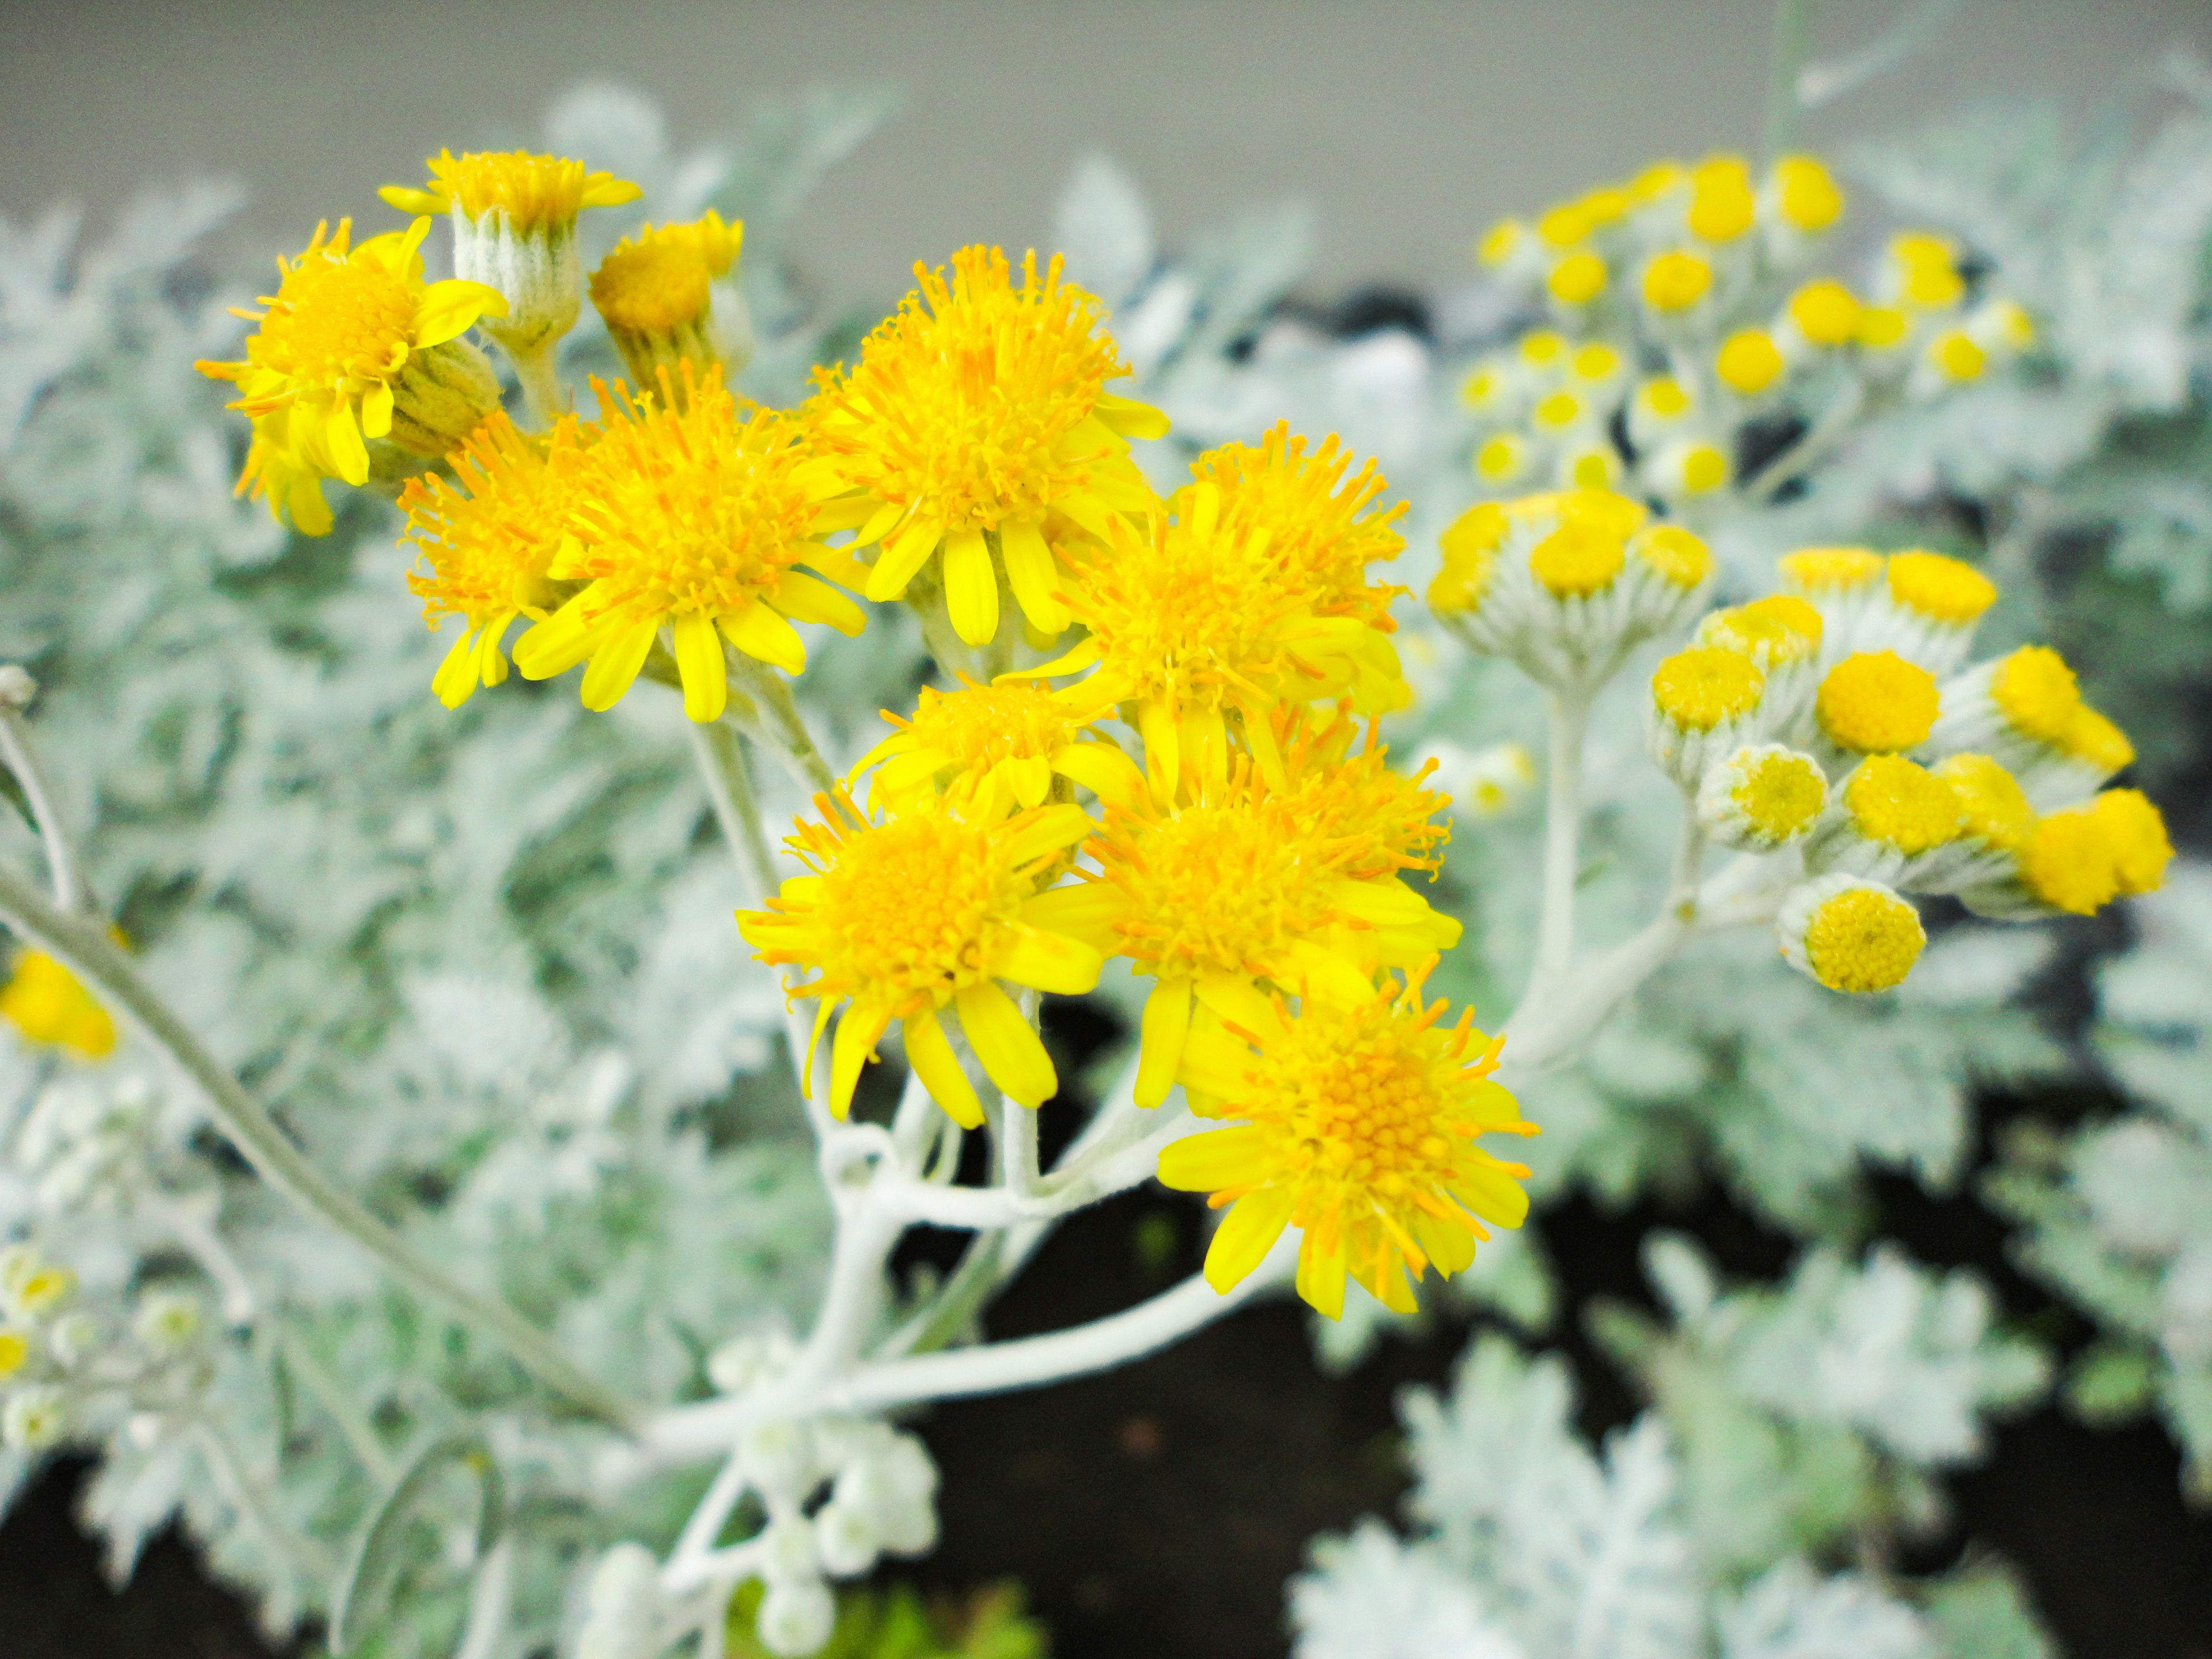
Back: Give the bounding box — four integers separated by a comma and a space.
0, 1241, 210, 1454
1440, 488, 2171, 995
1460, 153, 2032, 506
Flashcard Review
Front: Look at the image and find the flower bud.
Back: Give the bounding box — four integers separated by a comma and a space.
810, 1499, 881, 1579
755, 1579, 836, 1657
1777, 873, 1925, 994
2, 1384, 69, 1450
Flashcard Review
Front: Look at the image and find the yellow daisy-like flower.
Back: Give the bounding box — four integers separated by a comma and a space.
850, 677, 1145, 817
589, 213, 747, 393
1185, 423, 1409, 629
1156, 971, 1533, 1317
196, 218, 506, 525
1054, 761, 1461, 1108
737, 787, 1104, 1124
512, 368, 866, 721
806, 246, 1165, 647
1045, 478, 1407, 799
1266, 704, 1451, 883
0, 950, 116, 1059
401, 411, 592, 707
381, 149, 641, 229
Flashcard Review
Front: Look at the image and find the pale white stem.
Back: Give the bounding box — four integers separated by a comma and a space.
641, 1233, 1296, 1466
874, 1107, 1196, 1230
454, 1534, 516, 1659
507, 344, 568, 431
791, 1197, 903, 1386
0, 866, 643, 1432
911, 599, 982, 685
726, 657, 837, 794
1535, 691, 1590, 982
282, 1327, 399, 1486
1001, 1096, 1039, 1198
139, 1189, 256, 1324
888, 1065, 940, 1174
666, 1447, 752, 1588
0, 704, 86, 912
661, 1536, 767, 1599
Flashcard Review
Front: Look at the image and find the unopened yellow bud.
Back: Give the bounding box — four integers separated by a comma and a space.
1717, 329, 1784, 393
2093, 789, 2172, 895
1787, 279, 1862, 347
1654, 647, 1766, 732
1773, 156, 1843, 232
1643, 249, 1713, 312
1688, 157, 1757, 242
1816, 652, 1941, 753
1548, 252, 1607, 305
1934, 754, 2034, 854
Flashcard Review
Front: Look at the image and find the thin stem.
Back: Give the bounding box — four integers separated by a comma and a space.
640, 1233, 1297, 1466
1536, 691, 1590, 982
1764, 0, 1815, 161
1745, 377, 1864, 503
507, 345, 568, 431
454, 1535, 516, 1659
727, 657, 836, 794
138, 1189, 257, 1325
282, 1327, 398, 1486
0, 866, 642, 1433
0, 706, 86, 912
791, 1199, 903, 1386
877, 1230, 1004, 1359
910, 597, 982, 685
668, 1448, 752, 1583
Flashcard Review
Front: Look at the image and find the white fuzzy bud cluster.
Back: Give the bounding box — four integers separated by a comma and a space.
14, 1073, 159, 1212
574, 1542, 664, 1659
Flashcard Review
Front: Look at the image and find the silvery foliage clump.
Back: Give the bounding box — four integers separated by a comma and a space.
0, 44, 2206, 1659
1289, 50, 2212, 1659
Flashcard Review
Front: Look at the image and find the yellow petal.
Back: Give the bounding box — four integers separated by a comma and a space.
379, 184, 447, 215
672, 613, 728, 723
512, 591, 604, 679
1332, 877, 1434, 926
1451, 1161, 1531, 1228
1177, 1015, 1255, 1104
579, 617, 658, 711
1049, 741, 1143, 808
359, 380, 395, 441
432, 630, 480, 708
324, 402, 369, 487
943, 527, 999, 646
998, 803, 1096, 866
1154, 1122, 1266, 1191
1018, 882, 1119, 953
1296, 1233, 1349, 1320
902, 1007, 984, 1128
866, 518, 944, 602
854, 498, 906, 548
996, 924, 1103, 997
1193, 971, 1276, 1039
580, 175, 645, 208
954, 982, 1057, 1108
1411, 1207, 1480, 1277
1285, 941, 1378, 1006
1093, 393, 1171, 440
415, 279, 507, 346
772, 570, 867, 635
1205, 1185, 1296, 1294
1008, 754, 1053, 808
1135, 976, 1193, 1108
719, 603, 806, 675
1138, 697, 1180, 797
1017, 637, 1102, 680
831, 1003, 891, 1120
998, 521, 1069, 635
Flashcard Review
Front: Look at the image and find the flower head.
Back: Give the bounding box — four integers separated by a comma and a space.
1770, 155, 1843, 232
0, 950, 115, 1059
589, 213, 747, 392
1778, 874, 1925, 993
1813, 650, 1940, 755
402, 411, 592, 706
196, 218, 505, 521
737, 788, 1103, 1123
512, 367, 865, 721
851, 678, 1142, 817
1047, 476, 1407, 797
808, 247, 1164, 646
1155, 971, 1533, 1317
1696, 743, 1828, 851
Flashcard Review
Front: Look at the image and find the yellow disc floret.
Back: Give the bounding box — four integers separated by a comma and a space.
2021, 807, 2120, 915
1773, 156, 1843, 231
1717, 329, 1785, 393
1697, 594, 1823, 668
1779, 546, 1885, 594
738, 788, 1102, 1123
2062, 705, 2136, 772
1688, 156, 1756, 242
1528, 517, 1624, 598
2093, 789, 2173, 896
1653, 647, 1766, 732
1643, 249, 1714, 311
1633, 525, 1713, 589
1843, 755, 1964, 854
1800, 882, 1925, 992
1988, 646, 2080, 747
0, 951, 116, 1059
1715, 746, 1828, 843
1816, 652, 1941, 753
1934, 754, 2035, 854
1787, 279, 1862, 347
1886, 550, 1997, 624
1155, 972, 1533, 1319
1931, 330, 1986, 381
1548, 251, 1608, 305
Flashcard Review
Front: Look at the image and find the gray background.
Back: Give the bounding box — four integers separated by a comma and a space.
4, 1, 2210, 304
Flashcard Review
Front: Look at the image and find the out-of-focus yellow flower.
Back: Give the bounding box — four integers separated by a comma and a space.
0, 950, 115, 1059
589, 213, 747, 393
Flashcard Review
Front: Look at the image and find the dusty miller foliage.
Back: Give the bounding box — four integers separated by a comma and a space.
0, 54, 2205, 1659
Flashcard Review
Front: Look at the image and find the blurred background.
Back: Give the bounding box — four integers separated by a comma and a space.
5, 0, 2210, 307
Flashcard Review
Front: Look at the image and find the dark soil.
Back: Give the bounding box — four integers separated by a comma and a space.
6, 1108, 2212, 1658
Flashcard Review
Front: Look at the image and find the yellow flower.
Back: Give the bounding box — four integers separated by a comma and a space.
850, 677, 1145, 816
0, 950, 116, 1059
384, 150, 642, 360
1813, 651, 1941, 755
512, 368, 865, 721
1155, 971, 1533, 1317
589, 213, 747, 393
1688, 157, 1757, 243
1642, 248, 1714, 312
1045, 474, 1407, 799
196, 218, 506, 522
1771, 155, 1843, 232
737, 787, 1103, 1124
1547, 250, 1608, 305
1786, 279, 1862, 347
381, 149, 641, 228
807, 246, 1165, 646
402, 411, 592, 707
1779, 874, 1925, 993
1057, 760, 1461, 1107
1265, 704, 1452, 883
1717, 329, 1785, 395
